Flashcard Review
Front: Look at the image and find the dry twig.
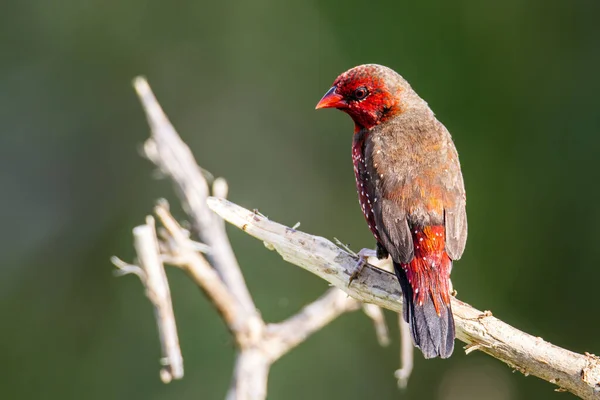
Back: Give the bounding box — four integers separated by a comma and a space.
113, 217, 183, 383
395, 317, 414, 389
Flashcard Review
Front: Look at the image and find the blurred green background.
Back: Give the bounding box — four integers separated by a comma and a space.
2, 0, 599, 399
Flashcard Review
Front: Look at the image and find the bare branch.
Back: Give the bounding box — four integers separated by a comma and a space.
132, 77, 257, 316
150, 203, 368, 397
154, 202, 263, 345
112, 256, 145, 279
362, 303, 390, 347
207, 196, 600, 400
264, 288, 361, 361
395, 317, 414, 389
131, 217, 184, 383
213, 177, 229, 199
226, 350, 270, 400
360, 256, 392, 347
154, 202, 366, 358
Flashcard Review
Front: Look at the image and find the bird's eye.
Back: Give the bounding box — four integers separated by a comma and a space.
353, 87, 369, 100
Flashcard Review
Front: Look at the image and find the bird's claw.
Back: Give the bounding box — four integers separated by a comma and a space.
349, 248, 377, 287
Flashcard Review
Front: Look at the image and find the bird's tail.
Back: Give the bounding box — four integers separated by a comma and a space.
393, 256, 455, 359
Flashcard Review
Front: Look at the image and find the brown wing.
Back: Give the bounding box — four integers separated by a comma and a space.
363, 135, 414, 264
373, 197, 414, 263
443, 143, 467, 260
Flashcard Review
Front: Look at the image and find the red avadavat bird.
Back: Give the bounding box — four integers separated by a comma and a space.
316, 64, 467, 359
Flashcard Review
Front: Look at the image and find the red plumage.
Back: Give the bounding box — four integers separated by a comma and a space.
317, 64, 467, 359
403, 226, 452, 313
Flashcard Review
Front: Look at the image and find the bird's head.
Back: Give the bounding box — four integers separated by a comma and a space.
316, 64, 421, 131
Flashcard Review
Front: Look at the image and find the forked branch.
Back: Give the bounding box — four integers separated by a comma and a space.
207, 197, 600, 400
113, 77, 396, 400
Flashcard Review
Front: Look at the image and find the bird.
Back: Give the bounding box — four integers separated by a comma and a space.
316, 64, 467, 359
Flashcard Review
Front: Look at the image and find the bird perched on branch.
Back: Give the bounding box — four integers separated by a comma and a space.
316, 64, 467, 359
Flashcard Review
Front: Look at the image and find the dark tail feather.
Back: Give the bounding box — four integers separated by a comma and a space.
393, 262, 455, 359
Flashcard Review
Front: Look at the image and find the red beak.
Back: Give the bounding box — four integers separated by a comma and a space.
315, 86, 345, 109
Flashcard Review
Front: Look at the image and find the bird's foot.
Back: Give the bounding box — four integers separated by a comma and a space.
349, 248, 378, 287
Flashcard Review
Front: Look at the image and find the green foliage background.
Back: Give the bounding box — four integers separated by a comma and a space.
2, 1, 599, 399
